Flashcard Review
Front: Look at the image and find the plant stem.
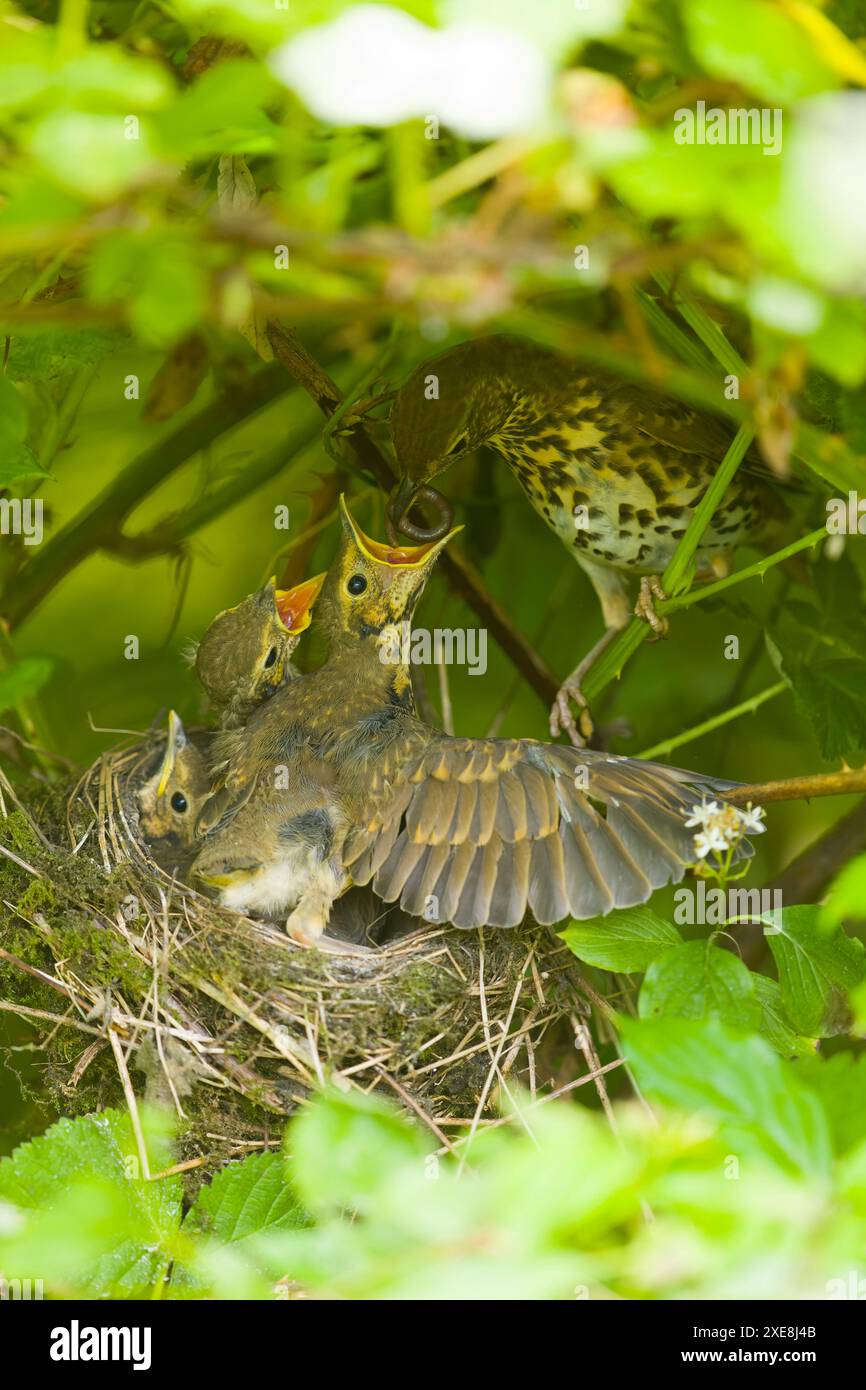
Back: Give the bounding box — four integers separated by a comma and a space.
637, 681, 787, 760
663, 526, 826, 614
2, 366, 291, 630
582, 422, 756, 702
726, 768, 866, 806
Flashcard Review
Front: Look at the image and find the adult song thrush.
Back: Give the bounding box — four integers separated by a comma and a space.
388, 333, 787, 744
192, 499, 745, 945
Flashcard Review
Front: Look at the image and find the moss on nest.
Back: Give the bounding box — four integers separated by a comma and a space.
0, 738, 593, 1168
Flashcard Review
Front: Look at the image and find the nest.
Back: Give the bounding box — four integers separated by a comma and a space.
0, 736, 604, 1174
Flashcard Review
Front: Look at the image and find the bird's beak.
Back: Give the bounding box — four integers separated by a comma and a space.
156, 710, 187, 798
387, 479, 454, 542
193, 870, 238, 889
340, 494, 461, 571
274, 572, 326, 634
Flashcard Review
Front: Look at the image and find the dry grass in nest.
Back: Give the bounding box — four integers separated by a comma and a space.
0, 735, 617, 1174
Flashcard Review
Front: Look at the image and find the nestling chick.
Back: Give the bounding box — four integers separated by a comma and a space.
136, 711, 211, 866
191, 498, 459, 945
193, 573, 325, 728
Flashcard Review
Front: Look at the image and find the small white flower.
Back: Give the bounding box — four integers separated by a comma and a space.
738, 802, 767, 834
693, 826, 729, 859
684, 800, 721, 830
685, 798, 766, 862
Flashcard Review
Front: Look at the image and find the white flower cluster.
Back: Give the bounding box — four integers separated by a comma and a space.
684, 800, 766, 860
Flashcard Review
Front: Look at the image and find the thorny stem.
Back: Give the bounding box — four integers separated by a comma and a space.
726, 768, 866, 806
637, 681, 788, 761
582, 422, 756, 703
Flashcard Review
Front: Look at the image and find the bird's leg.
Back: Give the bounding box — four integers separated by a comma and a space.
550, 625, 621, 745
285, 863, 350, 948
551, 558, 632, 746
634, 575, 669, 638
285, 887, 332, 946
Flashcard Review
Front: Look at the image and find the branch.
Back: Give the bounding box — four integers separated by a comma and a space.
726, 768, 866, 806
2, 365, 290, 630
637, 681, 787, 761
104, 407, 324, 561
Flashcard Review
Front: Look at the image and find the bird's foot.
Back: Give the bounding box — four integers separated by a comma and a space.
285, 902, 327, 947
634, 575, 669, 639
549, 679, 594, 748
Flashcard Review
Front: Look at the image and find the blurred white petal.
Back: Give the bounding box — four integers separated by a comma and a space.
433, 25, 550, 139
269, 6, 435, 127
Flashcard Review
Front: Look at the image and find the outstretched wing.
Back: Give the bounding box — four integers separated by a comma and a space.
341, 726, 744, 928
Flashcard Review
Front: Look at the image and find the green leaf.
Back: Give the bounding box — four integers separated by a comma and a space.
0, 444, 51, 485
766, 554, 866, 763
0, 1109, 181, 1298
763, 904, 866, 1036
752, 974, 815, 1058
7, 329, 120, 382
560, 906, 681, 973
820, 853, 866, 929
87, 234, 208, 345
620, 1016, 832, 1177
682, 0, 840, 104
794, 1053, 866, 1155
0, 373, 28, 450
286, 1087, 432, 1215
28, 111, 161, 201
152, 60, 279, 161
0, 657, 54, 715
638, 940, 761, 1029
184, 1151, 308, 1244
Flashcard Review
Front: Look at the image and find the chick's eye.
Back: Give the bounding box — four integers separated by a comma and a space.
347, 574, 367, 595
170, 792, 188, 814
263, 646, 278, 668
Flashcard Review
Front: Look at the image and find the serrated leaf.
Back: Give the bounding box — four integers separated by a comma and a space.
762, 904, 866, 1036
560, 906, 681, 973
0, 444, 52, 485
620, 1016, 832, 1177
766, 554, 866, 762
638, 940, 761, 1029
185, 1151, 308, 1244
0, 1109, 181, 1297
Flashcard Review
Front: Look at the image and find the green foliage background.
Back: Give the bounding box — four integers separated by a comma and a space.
1, 0, 866, 1298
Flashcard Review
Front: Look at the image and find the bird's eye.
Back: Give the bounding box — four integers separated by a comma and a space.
347, 574, 367, 595
171, 792, 188, 814
263, 646, 278, 668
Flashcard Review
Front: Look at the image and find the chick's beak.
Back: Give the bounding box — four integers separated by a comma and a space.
274, 572, 326, 633
340, 495, 461, 573
156, 710, 187, 798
